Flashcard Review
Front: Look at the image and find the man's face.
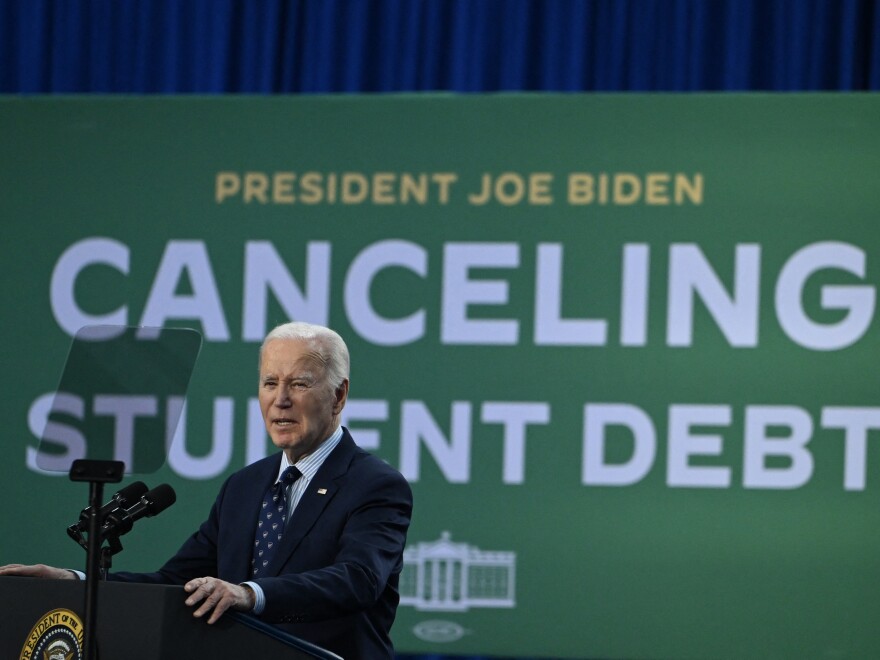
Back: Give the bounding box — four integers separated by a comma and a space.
258, 338, 348, 463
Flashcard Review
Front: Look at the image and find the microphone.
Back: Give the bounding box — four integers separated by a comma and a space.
100, 483, 177, 540
69, 481, 149, 534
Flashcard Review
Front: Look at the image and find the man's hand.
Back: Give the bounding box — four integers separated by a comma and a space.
0, 564, 76, 579
183, 576, 255, 624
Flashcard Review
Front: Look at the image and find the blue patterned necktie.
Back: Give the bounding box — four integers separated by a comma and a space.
252, 465, 302, 577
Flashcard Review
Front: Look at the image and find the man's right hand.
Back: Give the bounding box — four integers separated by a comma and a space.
0, 564, 76, 579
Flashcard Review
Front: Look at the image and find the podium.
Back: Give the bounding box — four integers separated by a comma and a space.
0, 577, 342, 659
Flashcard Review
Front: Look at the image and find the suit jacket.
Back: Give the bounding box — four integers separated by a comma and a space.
112, 428, 413, 659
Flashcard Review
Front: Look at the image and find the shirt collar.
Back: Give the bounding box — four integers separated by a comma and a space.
277, 425, 343, 483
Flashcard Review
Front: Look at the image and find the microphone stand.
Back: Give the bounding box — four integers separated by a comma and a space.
69, 459, 124, 660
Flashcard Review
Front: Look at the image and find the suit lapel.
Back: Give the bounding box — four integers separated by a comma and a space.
229, 455, 281, 583
267, 432, 357, 575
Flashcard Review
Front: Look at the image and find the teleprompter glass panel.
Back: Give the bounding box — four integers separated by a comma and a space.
37, 326, 202, 474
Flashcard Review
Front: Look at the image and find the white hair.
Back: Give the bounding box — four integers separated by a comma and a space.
260, 322, 350, 389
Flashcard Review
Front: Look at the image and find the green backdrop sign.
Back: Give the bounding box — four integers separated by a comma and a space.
2, 95, 879, 658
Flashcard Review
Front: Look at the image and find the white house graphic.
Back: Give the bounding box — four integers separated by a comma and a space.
399, 531, 516, 612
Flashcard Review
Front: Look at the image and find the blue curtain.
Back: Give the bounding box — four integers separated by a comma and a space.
2, 1, 878, 659
2, 0, 878, 93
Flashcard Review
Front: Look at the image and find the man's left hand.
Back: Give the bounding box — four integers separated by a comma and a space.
183, 576, 255, 624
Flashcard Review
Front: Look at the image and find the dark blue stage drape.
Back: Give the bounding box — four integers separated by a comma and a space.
2, 0, 879, 94
2, 1, 878, 660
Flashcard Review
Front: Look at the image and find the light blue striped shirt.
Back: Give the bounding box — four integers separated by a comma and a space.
244, 425, 343, 614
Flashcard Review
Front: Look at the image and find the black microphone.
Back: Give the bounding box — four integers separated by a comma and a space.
100, 483, 177, 540
69, 481, 149, 533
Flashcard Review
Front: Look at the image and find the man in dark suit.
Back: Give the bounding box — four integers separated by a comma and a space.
0, 322, 413, 659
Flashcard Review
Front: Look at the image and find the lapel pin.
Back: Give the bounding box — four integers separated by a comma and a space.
317, 488, 328, 495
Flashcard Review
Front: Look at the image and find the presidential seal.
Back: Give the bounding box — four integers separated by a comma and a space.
19, 608, 84, 660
